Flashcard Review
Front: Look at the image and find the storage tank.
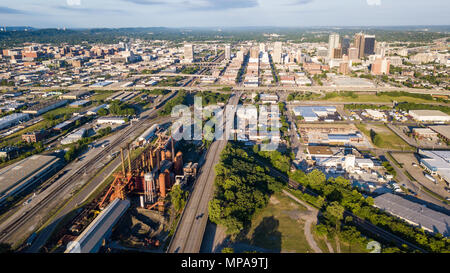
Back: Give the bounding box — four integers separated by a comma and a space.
137, 124, 159, 143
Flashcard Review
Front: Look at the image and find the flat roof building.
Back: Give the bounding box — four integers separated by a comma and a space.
409, 110, 450, 123
0, 113, 30, 130
65, 198, 130, 253
374, 193, 450, 236
0, 155, 62, 205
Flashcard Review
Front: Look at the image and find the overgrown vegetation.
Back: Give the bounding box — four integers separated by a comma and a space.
208, 143, 283, 235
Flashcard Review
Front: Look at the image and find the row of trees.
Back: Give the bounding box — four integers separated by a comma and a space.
289, 169, 450, 252
208, 143, 283, 236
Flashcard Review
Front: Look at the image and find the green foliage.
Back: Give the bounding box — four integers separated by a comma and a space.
344, 104, 391, 111
377, 91, 433, 101
160, 91, 187, 116
198, 91, 230, 106
170, 184, 188, 212
208, 143, 283, 235
108, 101, 135, 116
324, 91, 358, 100
221, 247, 234, 253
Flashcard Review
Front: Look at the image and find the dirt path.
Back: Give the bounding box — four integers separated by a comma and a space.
325, 238, 334, 253
335, 236, 341, 253
282, 190, 322, 253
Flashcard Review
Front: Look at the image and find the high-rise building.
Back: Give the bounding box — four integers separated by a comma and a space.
328, 33, 340, 58
273, 42, 282, 64
259, 43, 266, 52
339, 62, 349, 75
371, 58, 390, 75
184, 44, 194, 63
224, 44, 231, 60
296, 50, 302, 63
333, 48, 343, 59
354, 33, 365, 59
375, 41, 386, 58
250, 47, 259, 59
348, 47, 359, 61
364, 35, 376, 56
341, 37, 351, 55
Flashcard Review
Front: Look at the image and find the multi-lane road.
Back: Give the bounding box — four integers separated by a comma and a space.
167, 92, 240, 253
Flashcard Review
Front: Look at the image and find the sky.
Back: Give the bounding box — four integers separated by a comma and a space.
0, 0, 448, 28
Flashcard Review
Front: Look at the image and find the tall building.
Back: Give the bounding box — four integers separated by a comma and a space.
333, 48, 343, 59
364, 35, 376, 56
375, 41, 386, 58
341, 37, 351, 55
296, 50, 302, 63
184, 44, 194, 63
348, 47, 359, 61
371, 58, 390, 75
224, 44, 231, 60
273, 42, 282, 64
339, 62, 349, 75
259, 43, 266, 52
328, 33, 340, 58
354, 33, 365, 59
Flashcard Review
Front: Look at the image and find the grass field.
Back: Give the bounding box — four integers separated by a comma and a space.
237, 192, 317, 253
356, 123, 414, 151
90, 91, 116, 101
323, 94, 436, 104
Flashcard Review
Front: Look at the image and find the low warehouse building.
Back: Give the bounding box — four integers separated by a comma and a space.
374, 193, 450, 236
65, 198, 130, 253
0, 155, 63, 205
409, 110, 450, 123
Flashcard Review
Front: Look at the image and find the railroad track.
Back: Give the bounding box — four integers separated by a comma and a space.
0, 92, 177, 243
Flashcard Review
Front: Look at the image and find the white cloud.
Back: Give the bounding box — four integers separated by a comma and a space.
366, 0, 381, 6
67, 0, 81, 6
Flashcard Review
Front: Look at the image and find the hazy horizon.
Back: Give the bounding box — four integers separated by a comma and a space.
0, 0, 449, 29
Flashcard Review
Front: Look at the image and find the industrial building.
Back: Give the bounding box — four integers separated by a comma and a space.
0, 113, 30, 130
97, 116, 127, 125
409, 110, 450, 123
60, 90, 92, 100
293, 106, 337, 122
61, 128, 86, 145
429, 125, 450, 142
22, 99, 68, 115
0, 155, 63, 205
136, 124, 159, 146
65, 198, 131, 253
86, 104, 108, 116
418, 149, 450, 185
374, 193, 450, 236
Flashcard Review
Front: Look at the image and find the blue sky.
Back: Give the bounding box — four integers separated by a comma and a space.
0, 0, 448, 28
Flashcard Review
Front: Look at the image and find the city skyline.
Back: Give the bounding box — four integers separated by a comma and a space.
0, 0, 449, 28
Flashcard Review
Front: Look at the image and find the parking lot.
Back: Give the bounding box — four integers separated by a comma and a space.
391, 152, 450, 199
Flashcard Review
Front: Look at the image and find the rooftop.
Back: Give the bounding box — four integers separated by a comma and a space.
374, 193, 450, 236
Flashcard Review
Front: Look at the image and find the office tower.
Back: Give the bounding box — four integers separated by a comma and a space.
354, 32, 365, 59
250, 46, 259, 59
339, 62, 349, 75
364, 35, 376, 56
328, 33, 340, 58
224, 44, 231, 60
237, 50, 244, 62
371, 58, 390, 75
333, 48, 342, 59
341, 37, 351, 55
348, 47, 359, 61
259, 43, 266, 52
296, 50, 302, 63
273, 42, 282, 64
375, 41, 386, 58
184, 44, 194, 63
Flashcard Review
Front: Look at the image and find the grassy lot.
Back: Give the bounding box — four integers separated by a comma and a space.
323, 94, 436, 104
90, 91, 116, 102
237, 192, 316, 253
356, 123, 414, 151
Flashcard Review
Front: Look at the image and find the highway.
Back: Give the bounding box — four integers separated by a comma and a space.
2, 85, 449, 95
0, 91, 177, 249
167, 92, 240, 253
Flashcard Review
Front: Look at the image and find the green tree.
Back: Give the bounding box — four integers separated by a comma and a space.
326, 201, 345, 231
